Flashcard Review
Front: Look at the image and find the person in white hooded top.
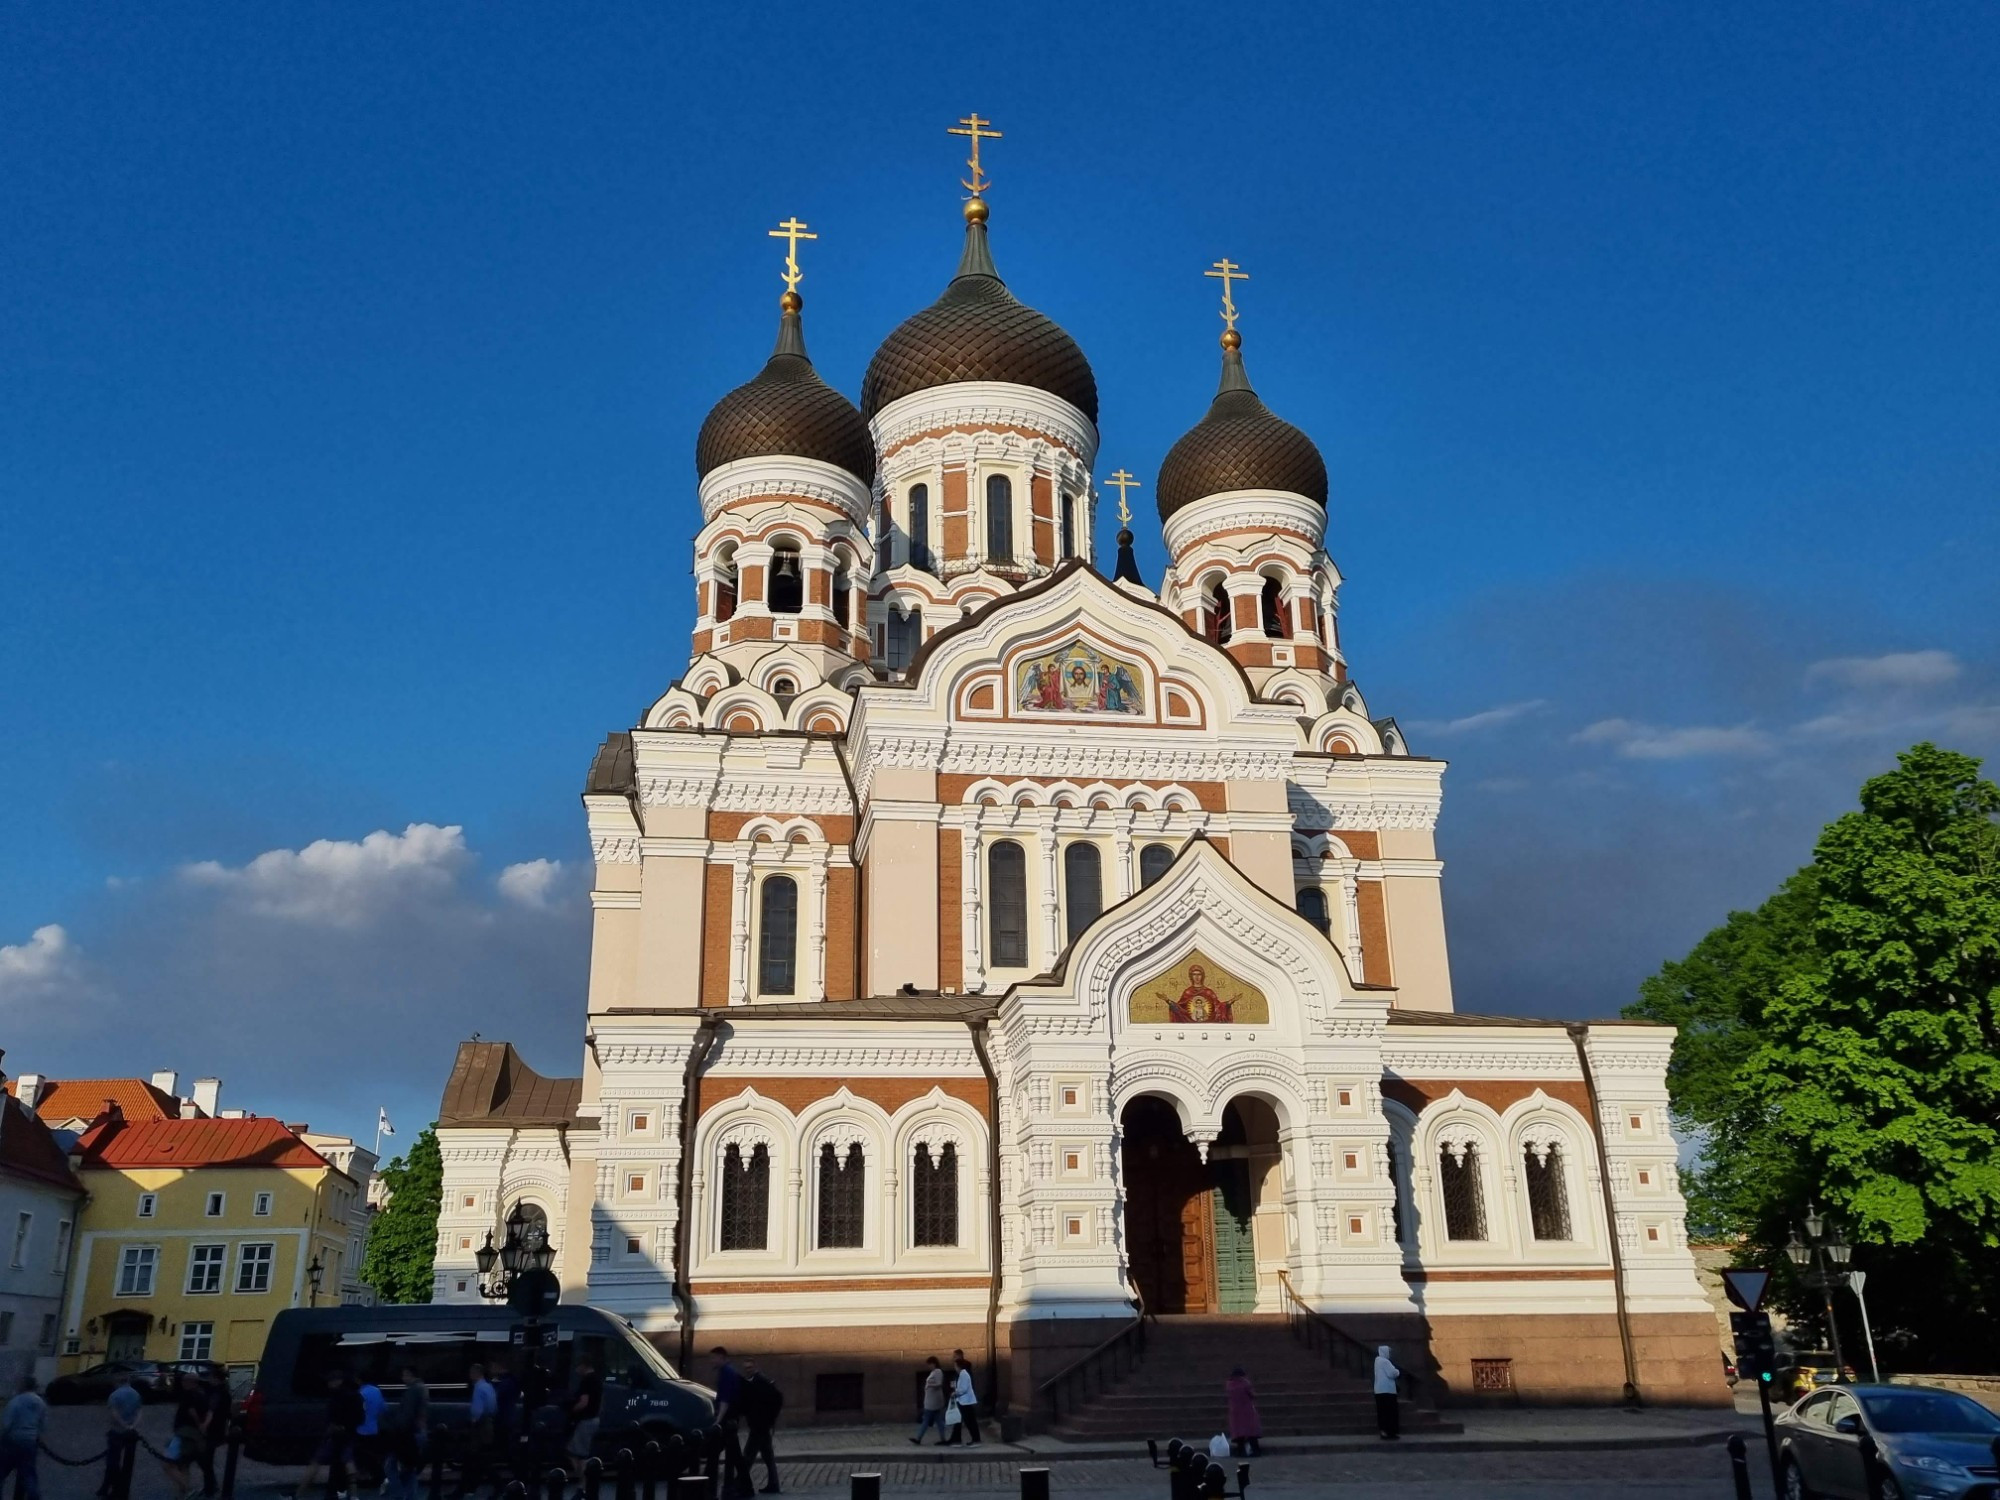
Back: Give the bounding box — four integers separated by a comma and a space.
1372, 1346, 1402, 1440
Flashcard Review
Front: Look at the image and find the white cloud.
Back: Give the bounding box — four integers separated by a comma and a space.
497, 859, 565, 909
1575, 718, 1776, 759
1408, 699, 1550, 736
0, 924, 74, 997
180, 823, 471, 926
1806, 650, 1961, 691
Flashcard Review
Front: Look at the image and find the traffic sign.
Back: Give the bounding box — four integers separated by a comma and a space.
507, 1266, 561, 1316
1722, 1268, 1771, 1313
1730, 1310, 1777, 1383
511, 1321, 558, 1349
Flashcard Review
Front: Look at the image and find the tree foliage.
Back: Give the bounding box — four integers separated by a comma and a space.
1628, 744, 2000, 1367
361, 1125, 443, 1304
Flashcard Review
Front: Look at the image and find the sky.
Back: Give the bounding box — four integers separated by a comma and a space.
4, 3, 1997, 1155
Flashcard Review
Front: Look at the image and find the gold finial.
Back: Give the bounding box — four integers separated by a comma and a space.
768, 216, 817, 297
947, 112, 1003, 198
1205, 257, 1250, 341
1105, 469, 1141, 527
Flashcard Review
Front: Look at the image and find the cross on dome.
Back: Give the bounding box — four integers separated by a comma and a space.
1105, 468, 1141, 526
1205, 258, 1249, 344
948, 112, 1003, 199
768, 216, 817, 298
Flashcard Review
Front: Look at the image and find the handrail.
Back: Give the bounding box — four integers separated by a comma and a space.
1274, 1269, 1380, 1383
1037, 1295, 1149, 1427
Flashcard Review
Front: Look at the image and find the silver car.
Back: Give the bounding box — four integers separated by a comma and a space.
1774, 1384, 2000, 1500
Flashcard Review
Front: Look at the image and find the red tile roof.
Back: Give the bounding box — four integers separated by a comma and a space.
0, 1096, 84, 1193
74, 1114, 333, 1171
5, 1077, 180, 1123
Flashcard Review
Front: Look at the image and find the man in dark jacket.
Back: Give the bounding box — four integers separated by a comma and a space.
736, 1360, 784, 1496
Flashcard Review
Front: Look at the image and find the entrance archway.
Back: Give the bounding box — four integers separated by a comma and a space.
1120, 1095, 1284, 1314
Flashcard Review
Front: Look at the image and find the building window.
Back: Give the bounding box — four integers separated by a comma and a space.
236, 1242, 275, 1293
625, 1236, 644, 1256
714, 551, 738, 624
911, 1141, 958, 1247
1208, 581, 1232, 645
908, 484, 931, 571
187, 1244, 226, 1295
832, 561, 853, 631
770, 675, 797, 697
988, 840, 1028, 967
204, 1192, 225, 1218
769, 542, 804, 614
1063, 842, 1103, 945
117, 1245, 158, 1296
1260, 576, 1289, 637
179, 1322, 214, 1362
10, 1213, 27, 1269
985, 474, 1013, 562
1059, 493, 1075, 559
816, 1142, 865, 1249
1439, 1144, 1488, 1241
136, 1193, 157, 1219
719, 1141, 771, 1251
254, 1193, 273, 1217
53, 1219, 73, 1275
758, 875, 799, 995
886, 605, 922, 670
1297, 886, 1330, 935
1139, 843, 1174, 889
1524, 1144, 1573, 1241
39, 1314, 56, 1352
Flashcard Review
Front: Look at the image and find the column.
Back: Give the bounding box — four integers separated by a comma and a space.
807, 849, 829, 1002
962, 810, 986, 992
1037, 810, 1061, 965
728, 851, 752, 1005
1340, 873, 1364, 979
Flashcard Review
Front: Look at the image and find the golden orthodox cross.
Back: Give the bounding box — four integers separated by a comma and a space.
768, 216, 816, 294
1105, 468, 1141, 527
1205, 257, 1250, 331
948, 112, 1003, 196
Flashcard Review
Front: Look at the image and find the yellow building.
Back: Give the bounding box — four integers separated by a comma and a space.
60, 1108, 359, 1373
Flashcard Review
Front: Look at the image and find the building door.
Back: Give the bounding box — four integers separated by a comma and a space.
106, 1312, 150, 1362
1212, 1160, 1259, 1312
1120, 1096, 1215, 1313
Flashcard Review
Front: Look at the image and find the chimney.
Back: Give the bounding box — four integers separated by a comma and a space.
150, 1070, 179, 1098
15, 1074, 43, 1111
192, 1078, 221, 1117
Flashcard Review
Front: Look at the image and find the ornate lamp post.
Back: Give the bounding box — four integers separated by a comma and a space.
306, 1253, 326, 1308
1785, 1204, 1854, 1382
476, 1203, 555, 1302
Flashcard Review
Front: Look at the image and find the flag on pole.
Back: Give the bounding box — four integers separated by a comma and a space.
378, 1108, 395, 1137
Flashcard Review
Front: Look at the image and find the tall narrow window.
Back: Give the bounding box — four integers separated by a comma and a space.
758, 876, 798, 995
1059, 494, 1076, 560
886, 606, 922, 670
719, 1142, 770, 1251
1440, 1144, 1488, 1241
875, 498, 891, 559
989, 841, 1028, 967
1208, 582, 1233, 645
1063, 842, 1103, 944
1524, 1144, 1573, 1241
832, 561, 852, 632
1297, 887, 1330, 935
909, 484, 931, 571
1138, 843, 1174, 889
912, 1141, 959, 1247
816, 1142, 865, 1249
1260, 576, 1289, 637
715, 551, 738, 624
985, 474, 1013, 562
769, 543, 803, 614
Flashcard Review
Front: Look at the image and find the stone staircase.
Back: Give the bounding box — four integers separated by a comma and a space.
1046, 1313, 1453, 1441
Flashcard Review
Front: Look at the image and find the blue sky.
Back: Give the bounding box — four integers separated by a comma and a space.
4, 3, 1997, 1152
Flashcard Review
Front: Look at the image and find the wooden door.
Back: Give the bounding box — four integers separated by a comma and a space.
1179, 1183, 1217, 1313
1122, 1097, 1212, 1314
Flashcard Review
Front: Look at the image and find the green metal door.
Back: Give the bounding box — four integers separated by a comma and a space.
1212, 1160, 1259, 1313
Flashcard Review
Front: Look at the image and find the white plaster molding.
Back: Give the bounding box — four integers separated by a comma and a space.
870, 382, 1099, 468
699, 455, 873, 526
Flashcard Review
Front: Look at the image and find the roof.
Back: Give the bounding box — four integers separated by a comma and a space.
74, 1114, 333, 1171
584, 731, 636, 797
603, 995, 1001, 1023
860, 213, 1097, 424
1384, 1011, 1665, 1030
7, 1076, 181, 1124
0, 1095, 84, 1193
437, 1042, 584, 1129
695, 301, 875, 485
1156, 342, 1328, 519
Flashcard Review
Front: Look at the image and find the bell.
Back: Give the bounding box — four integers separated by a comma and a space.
774, 552, 801, 580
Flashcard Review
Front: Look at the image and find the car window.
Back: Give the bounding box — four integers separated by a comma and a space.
1860, 1390, 2000, 1435
1794, 1393, 1832, 1425
1825, 1393, 1859, 1428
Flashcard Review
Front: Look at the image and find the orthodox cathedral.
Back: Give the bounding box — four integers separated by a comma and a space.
432, 121, 1722, 1419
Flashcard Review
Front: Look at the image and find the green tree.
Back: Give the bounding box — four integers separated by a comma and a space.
361, 1125, 443, 1304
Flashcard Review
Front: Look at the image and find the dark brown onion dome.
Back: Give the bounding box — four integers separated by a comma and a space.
1156, 340, 1327, 521
860, 210, 1098, 425
696, 296, 875, 485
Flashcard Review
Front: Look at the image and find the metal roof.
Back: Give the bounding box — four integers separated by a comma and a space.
437, 1041, 584, 1128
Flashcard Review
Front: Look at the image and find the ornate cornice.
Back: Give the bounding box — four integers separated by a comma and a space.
870, 382, 1099, 469
698, 455, 872, 526
591, 834, 642, 864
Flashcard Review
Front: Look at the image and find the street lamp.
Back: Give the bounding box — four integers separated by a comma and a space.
1788, 1205, 1868, 1382
306, 1253, 326, 1308
477, 1206, 554, 1302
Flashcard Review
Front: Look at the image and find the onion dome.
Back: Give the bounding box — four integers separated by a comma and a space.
861, 202, 1098, 424
1155, 332, 1327, 521
695, 293, 875, 485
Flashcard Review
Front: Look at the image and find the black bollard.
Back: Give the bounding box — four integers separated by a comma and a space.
220, 1420, 243, 1500
849, 1475, 882, 1500
1235, 1462, 1251, 1497
641, 1441, 661, 1500
1020, 1467, 1051, 1500
614, 1448, 637, 1500
669, 1477, 708, 1500
546, 1467, 569, 1500
582, 1455, 604, 1500
661, 1434, 685, 1482
429, 1450, 446, 1500
501, 1484, 528, 1500
115, 1430, 139, 1500
1203, 1461, 1228, 1498
1726, 1434, 1752, 1500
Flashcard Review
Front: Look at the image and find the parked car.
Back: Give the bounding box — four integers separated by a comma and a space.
1773, 1383, 2000, 1499
243, 1304, 717, 1464
1722, 1350, 1740, 1387
45, 1361, 177, 1405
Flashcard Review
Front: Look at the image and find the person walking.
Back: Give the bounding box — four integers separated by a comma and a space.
383, 1362, 429, 1500
353, 1371, 386, 1491
737, 1358, 784, 1495
703, 1349, 751, 1500
97, 1371, 142, 1498
566, 1355, 605, 1484
198, 1365, 232, 1498
1224, 1366, 1262, 1456
908, 1358, 948, 1446
0, 1375, 48, 1500
943, 1352, 982, 1448
163, 1372, 210, 1500
460, 1363, 498, 1498
1372, 1345, 1402, 1440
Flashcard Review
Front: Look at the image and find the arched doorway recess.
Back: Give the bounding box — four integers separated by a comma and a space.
1119, 1095, 1284, 1314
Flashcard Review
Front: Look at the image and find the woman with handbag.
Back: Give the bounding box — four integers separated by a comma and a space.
942, 1353, 982, 1448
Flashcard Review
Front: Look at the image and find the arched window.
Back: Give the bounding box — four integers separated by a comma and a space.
1138, 843, 1174, 888
1208, 581, 1233, 645
719, 1141, 769, 1251
769, 542, 803, 614
1297, 886, 1330, 935
832, 559, 852, 631
1059, 494, 1076, 560
985, 474, 1014, 562
911, 1140, 958, 1247
757, 876, 798, 995
1524, 1143, 1573, 1241
886, 606, 922, 670
989, 840, 1028, 967
909, 484, 931, 572
816, 1141, 865, 1249
714, 548, 738, 624
769, 676, 797, 698
1439, 1142, 1488, 1241
1260, 576, 1289, 637
1063, 843, 1102, 944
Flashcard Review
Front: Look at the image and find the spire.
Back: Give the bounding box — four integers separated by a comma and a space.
1215, 332, 1254, 397
954, 202, 1000, 281
770, 292, 809, 364
1104, 469, 1146, 585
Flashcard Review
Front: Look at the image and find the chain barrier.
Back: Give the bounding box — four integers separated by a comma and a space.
35, 1439, 111, 1467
